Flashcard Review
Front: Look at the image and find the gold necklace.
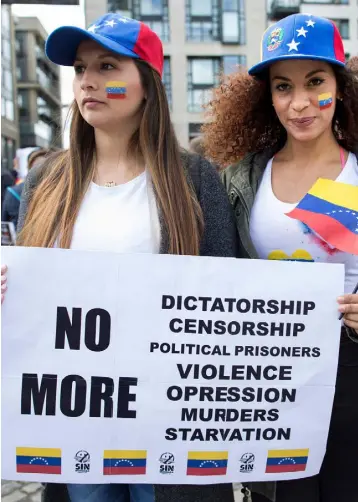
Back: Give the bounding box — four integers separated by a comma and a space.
104, 181, 117, 187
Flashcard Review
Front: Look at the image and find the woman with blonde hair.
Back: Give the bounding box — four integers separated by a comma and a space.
1, 12, 237, 502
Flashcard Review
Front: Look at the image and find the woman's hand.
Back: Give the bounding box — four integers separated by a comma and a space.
338, 294, 358, 334
1, 265, 7, 304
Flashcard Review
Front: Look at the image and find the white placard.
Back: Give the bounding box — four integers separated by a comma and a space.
1, 247, 344, 484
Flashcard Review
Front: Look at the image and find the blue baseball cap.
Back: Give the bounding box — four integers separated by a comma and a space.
249, 13, 345, 77
45, 13, 164, 76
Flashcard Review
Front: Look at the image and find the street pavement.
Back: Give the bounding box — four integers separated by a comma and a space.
1, 481, 244, 502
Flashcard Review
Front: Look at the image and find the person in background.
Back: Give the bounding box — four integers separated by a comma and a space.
189, 136, 205, 157
1, 12, 237, 502
203, 13, 358, 502
2, 148, 59, 229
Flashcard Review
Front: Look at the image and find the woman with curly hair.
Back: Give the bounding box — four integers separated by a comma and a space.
203, 13, 358, 502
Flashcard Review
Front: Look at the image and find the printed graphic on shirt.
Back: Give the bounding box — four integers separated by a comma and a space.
300, 222, 340, 256
286, 178, 358, 255
268, 249, 314, 262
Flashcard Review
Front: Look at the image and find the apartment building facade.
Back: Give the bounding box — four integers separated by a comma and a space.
84, 0, 267, 147
1, 5, 19, 174
270, 0, 358, 59
15, 17, 62, 148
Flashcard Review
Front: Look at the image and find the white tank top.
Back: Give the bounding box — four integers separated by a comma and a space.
70, 171, 160, 254
250, 152, 358, 293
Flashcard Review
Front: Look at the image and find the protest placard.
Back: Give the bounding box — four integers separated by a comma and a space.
1, 247, 343, 484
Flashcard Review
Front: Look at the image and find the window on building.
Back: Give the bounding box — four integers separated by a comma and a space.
1, 136, 16, 174
187, 56, 246, 112
331, 19, 349, 39
108, 0, 170, 42
1, 5, 10, 36
302, 0, 348, 3
163, 57, 172, 109
222, 55, 247, 75
187, 57, 220, 112
186, 0, 220, 41
15, 32, 26, 56
16, 57, 28, 81
186, 0, 245, 43
221, 0, 245, 44
18, 90, 30, 119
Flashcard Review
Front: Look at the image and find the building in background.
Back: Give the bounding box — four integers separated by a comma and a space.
1, 4, 19, 174
84, 0, 267, 147
15, 17, 62, 148
269, 0, 357, 60
2, 0, 79, 4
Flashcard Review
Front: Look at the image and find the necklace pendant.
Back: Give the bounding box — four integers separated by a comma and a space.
104, 181, 116, 188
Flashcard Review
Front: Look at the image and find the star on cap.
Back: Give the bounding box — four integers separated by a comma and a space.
105, 19, 117, 27
287, 38, 300, 52
306, 19, 316, 28
88, 24, 98, 33
117, 17, 130, 23
296, 26, 308, 37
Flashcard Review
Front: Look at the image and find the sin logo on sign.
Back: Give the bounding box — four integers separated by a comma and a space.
75, 450, 90, 474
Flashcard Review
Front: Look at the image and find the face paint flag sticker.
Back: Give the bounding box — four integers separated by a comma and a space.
286, 179, 358, 255
266, 448, 309, 473
187, 451, 228, 476
318, 92, 333, 110
103, 450, 147, 475
16, 447, 61, 474
105, 81, 127, 99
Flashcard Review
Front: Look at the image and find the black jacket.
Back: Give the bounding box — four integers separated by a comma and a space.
2, 182, 24, 229
18, 151, 238, 502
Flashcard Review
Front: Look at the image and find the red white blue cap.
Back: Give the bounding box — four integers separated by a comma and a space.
249, 14, 345, 76
45, 13, 164, 76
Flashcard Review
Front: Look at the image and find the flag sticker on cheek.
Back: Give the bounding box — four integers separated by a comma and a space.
106, 81, 127, 99
318, 92, 333, 110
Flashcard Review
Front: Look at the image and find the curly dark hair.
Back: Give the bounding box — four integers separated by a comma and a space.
202, 57, 358, 168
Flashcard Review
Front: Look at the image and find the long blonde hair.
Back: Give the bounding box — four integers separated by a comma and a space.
17, 61, 203, 254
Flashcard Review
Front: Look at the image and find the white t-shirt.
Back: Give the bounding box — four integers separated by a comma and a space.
250, 152, 358, 293
71, 171, 160, 254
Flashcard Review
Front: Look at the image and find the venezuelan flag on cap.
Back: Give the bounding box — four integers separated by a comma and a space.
287, 179, 358, 255
266, 448, 309, 473
16, 447, 61, 474
187, 451, 228, 476
103, 450, 147, 475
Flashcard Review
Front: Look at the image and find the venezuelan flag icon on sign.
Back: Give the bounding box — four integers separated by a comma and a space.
103, 450, 147, 475
187, 451, 228, 476
287, 179, 358, 255
265, 448, 309, 473
16, 447, 61, 474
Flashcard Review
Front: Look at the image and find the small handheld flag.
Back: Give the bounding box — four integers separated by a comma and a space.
106, 81, 127, 99
286, 178, 358, 255
318, 92, 333, 110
